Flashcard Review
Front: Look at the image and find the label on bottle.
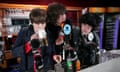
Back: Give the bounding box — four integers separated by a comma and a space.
67, 60, 72, 69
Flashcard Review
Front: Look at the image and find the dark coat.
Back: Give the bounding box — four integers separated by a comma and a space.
45, 20, 74, 70
77, 31, 100, 66
46, 22, 62, 55
12, 25, 53, 72
46, 22, 75, 72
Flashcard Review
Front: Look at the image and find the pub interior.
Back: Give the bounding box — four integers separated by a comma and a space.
0, 0, 120, 72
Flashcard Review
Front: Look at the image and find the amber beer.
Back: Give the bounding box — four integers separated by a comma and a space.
42, 38, 48, 46
38, 29, 48, 47
76, 59, 80, 71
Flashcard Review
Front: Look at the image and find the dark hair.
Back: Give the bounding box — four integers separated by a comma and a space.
47, 2, 66, 25
79, 13, 101, 28
29, 8, 46, 24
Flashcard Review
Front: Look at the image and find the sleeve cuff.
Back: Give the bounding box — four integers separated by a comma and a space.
25, 42, 32, 54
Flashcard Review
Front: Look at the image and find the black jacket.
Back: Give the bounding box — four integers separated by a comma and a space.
46, 22, 62, 55
77, 31, 100, 66
12, 25, 52, 72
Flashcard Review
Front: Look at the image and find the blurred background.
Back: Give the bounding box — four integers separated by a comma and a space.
0, 0, 120, 72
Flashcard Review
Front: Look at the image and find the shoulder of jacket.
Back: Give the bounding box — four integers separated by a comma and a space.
22, 27, 29, 31
19, 26, 30, 36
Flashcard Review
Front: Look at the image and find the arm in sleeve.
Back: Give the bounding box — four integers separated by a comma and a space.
12, 28, 25, 57
93, 31, 100, 47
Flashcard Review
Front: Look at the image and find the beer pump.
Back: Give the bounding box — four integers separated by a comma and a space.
62, 20, 79, 72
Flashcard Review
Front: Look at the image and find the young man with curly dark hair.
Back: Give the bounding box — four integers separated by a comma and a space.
46, 2, 67, 70
77, 13, 101, 68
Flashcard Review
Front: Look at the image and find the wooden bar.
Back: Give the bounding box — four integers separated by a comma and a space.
107, 7, 120, 13
89, 7, 106, 13
0, 3, 82, 11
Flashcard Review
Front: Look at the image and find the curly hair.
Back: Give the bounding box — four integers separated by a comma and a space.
47, 2, 66, 25
79, 13, 101, 29
29, 8, 46, 24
